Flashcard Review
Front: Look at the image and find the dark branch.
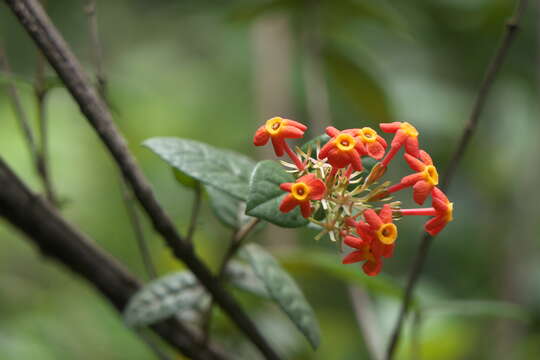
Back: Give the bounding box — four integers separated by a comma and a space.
3, 1, 280, 358
385, 1, 529, 358
0, 157, 227, 360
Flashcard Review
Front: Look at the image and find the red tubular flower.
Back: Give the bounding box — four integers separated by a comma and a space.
279, 174, 326, 218
346, 127, 388, 160
361, 204, 397, 256
387, 150, 439, 205
342, 238, 382, 276
253, 116, 307, 155
342, 204, 396, 276
399, 187, 453, 236
318, 127, 366, 171
425, 187, 453, 235
380, 122, 420, 167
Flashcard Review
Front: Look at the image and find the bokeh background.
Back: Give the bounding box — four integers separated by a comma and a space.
0, 0, 539, 359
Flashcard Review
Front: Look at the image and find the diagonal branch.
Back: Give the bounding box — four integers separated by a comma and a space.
3, 1, 280, 359
0, 157, 227, 360
385, 1, 529, 358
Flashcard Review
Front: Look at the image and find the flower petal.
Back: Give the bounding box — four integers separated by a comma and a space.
318, 139, 335, 160
362, 259, 382, 276
300, 201, 312, 218
412, 180, 433, 205
391, 130, 408, 149
344, 235, 368, 249
405, 136, 420, 158
349, 149, 363, 172
419, 150, 433, 165
363, 209, 383, 229
279, 182, 293, 192
281, 126, 305, 138
379, 204, 393, 223
342, 251, 366, 264
401, 172, 424, 186
366, 141, 385, 160
379, 122, 401, 133
425, 215, 447, 236
253, 126, 270, 146
285, 119, 307, 131
325, 126, 340, 137
271, 137, 285, 157
404, 153, 426, 172
279, 194, 298, 213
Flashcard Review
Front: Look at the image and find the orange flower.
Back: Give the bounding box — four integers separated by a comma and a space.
346, 127, 388, 160
380, 122, 420, 167
342, 238, 383, 276
254, 116, 307, 169
279, 174, 326, 218
425, 187, 453, 235
387, 150, 439, 205
318, 127, 366, 171
400, 187, 453, 236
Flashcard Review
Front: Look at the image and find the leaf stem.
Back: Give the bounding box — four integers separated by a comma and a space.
186, 182, 202, 245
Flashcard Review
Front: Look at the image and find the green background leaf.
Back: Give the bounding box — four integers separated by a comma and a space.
123, 271, 206, 327
246, 160, 308, 228
205, 185, 256, 229
144, 137, 255, 200
225, 261, 270, 299
241, 244, 321, 349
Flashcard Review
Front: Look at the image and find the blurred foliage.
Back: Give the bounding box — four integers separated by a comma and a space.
0, 0, 539, 359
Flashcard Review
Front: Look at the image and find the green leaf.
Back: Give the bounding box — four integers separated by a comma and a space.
123, 271, 207, 327
143, 137, 255, 200
281, 250, 409, 303
241, 244, 321, 349
205, 185, 256, 229
173, 168, 199, 189
324, 47, 393, 124
246, 160, 308, 228
225, 261, 270, 299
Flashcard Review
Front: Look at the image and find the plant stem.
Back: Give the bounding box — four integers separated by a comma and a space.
385, 1, 529, 358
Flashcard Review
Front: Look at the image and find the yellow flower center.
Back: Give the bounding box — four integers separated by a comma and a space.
359, 127, 377, 143
335, 133, 356, 152
422, 165, 439, 186
400, 122, 419, 137
265, 117, 285, 135
291, 182, 310, 201
376, 223, 398, 245
446, 202, 454, 222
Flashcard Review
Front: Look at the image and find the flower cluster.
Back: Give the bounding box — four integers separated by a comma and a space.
253, 117, 454, 276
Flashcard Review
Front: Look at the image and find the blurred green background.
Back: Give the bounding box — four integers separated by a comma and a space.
0, 0, 539, 359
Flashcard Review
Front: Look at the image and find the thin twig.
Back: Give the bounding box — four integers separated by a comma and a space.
4, 1, 280, 358
201, 218, 261, 341
121, 180, 158, 280
82, 0, 157, 281
33, 0, 57, 206
186, 182, 202, 245
0, 46, 39, 162
385, 1, 529, 358
84, 0, 106, 98
0, 44, 58, 204
0, 157, 229, 360
348, 286, 383, 360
